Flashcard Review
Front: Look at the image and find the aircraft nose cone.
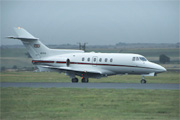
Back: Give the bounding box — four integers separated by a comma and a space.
161, 66, 167, 72
150, 62, 167, 73
158, 65, 167, 73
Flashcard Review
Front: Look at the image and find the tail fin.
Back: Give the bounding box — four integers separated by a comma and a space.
14, 27, 36, 39
7, 27, 84, 60
7, 27, 50, 59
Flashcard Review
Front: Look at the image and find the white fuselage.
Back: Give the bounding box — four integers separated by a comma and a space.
33, 52, 166, 78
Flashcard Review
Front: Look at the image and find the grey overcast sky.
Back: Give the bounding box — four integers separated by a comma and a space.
1, 0, 179, 45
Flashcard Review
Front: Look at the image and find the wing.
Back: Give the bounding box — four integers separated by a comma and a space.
40, 66, 115, 78
42, 66, 102, 75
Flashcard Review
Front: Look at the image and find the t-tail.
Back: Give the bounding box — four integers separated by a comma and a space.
7, 27, 84, 60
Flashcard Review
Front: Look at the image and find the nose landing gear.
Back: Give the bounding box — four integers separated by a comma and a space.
141, 76, 147, 84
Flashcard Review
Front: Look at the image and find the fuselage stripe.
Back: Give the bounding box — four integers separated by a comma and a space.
69, 62, 156, 70
32, 60, 54, 63
32, 60, 158, 70
56, 61, 66, 64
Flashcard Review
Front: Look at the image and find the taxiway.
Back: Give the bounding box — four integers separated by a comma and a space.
1, 82, 179, 90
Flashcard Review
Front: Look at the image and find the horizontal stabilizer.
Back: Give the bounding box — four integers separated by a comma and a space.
7, 27, 39, 41
7, 36, 38, 40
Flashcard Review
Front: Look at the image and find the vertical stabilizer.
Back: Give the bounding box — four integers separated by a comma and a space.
14, 27, 35, 38
7, 27, 84, 60
7, 27, 50, 59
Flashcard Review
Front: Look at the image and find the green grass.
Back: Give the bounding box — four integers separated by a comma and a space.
0, 71, 179, 83
1, 88, 179, 120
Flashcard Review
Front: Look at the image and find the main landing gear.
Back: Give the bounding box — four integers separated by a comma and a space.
72, 77, 78, 83
71, 77, 89, 83
141, 76, 147, 84
81, 78, 89, 83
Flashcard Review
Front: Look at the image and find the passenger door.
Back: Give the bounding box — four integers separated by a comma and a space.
92, 56, 98, 66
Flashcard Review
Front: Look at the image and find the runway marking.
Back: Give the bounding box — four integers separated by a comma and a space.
1, 82, 179, 90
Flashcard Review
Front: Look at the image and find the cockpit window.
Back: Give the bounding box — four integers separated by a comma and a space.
139, 57, 147, 61
132, 57, 147, 61
136, 57, 139, 61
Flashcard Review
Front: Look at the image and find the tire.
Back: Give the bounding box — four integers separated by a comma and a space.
141, 79, 146, 84
82, 78, 89, 83
72, 78, 78, 83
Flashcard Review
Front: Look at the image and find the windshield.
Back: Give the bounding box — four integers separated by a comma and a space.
139, 57, 147, 61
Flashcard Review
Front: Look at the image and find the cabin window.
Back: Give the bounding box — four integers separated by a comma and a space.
82, 57, 85, 61
105, 58, 108, 62
87, 58, 90, 62
132, 57, 135, 61
93, 58, 97, 62
110, 58, 113, 62
99, 58, 102, 62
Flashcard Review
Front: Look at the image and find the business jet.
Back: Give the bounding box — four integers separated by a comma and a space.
7, 27, 166, 83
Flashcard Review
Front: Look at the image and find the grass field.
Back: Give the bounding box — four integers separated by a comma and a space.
1, 88, 179, 120
0, 71, 179, 83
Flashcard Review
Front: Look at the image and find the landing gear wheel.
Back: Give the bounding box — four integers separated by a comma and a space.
141, 76, 147, 84
141, 79, 146, 84
81, 78, 89, 83
72, 78, 78, 83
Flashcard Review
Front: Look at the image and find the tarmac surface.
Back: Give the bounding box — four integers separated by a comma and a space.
1, 82, 180, 90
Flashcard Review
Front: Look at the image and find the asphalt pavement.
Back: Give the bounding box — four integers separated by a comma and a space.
1, 82, 179, 90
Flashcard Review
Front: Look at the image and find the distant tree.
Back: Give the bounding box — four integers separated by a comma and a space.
118, 49, 124, 53
25, 52, 32, 58
1, 66, 6, 71
116, 42, 127, 46
176, 42, 180, 48
159, 54, 170, 64
12, 65, 17, 69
